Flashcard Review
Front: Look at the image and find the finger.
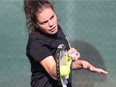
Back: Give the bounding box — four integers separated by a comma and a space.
74, 52, 80, 60
70, 53, 76, 60
90, 67, 108, 74
99, 69, 108, 74
70, 52, 80, 60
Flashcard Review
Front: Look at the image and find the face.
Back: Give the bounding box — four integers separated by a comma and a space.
36, 7, 58, 34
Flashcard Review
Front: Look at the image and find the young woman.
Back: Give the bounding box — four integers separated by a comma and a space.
24, 0, 108, 87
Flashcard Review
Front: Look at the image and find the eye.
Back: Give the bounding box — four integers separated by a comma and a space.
42, 21, 48, 24
50, 15, 54, 20
39, 20, 48, 25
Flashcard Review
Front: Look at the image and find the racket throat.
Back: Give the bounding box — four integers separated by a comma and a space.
61, 78, 68, 87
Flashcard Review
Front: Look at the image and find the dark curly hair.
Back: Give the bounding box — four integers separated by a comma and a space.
24, 0, 54, 33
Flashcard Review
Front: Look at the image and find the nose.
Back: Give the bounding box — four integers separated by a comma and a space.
48, 20, 53, 27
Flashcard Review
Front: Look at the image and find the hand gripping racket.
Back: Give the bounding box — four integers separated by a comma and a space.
55, 44, 74, 87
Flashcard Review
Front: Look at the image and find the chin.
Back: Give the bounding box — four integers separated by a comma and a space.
50, 31, 57, 35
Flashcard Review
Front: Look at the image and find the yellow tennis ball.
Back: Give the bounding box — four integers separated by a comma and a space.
60, 65, 70, 77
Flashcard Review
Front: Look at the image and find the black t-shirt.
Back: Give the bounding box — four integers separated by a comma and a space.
26, 26, 70, 87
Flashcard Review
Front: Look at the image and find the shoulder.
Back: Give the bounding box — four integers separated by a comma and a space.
29, 32, 38, 40
29, 31, 49, 42
58, 25, 63, 33
27, 31, 52, 47
57, 25, 66, 38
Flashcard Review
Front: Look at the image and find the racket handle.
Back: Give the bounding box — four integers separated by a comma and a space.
61, 77, 68, 87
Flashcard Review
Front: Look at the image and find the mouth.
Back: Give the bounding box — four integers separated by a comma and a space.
50, 26, 56, 32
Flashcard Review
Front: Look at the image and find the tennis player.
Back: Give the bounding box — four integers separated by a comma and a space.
24, 0, 108, 87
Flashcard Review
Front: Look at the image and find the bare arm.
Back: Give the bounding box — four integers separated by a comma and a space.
68, 48, 108, 74
40, 56, 57, 80
72, 60, 108, 74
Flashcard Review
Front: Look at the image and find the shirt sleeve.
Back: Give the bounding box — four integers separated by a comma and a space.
29, 39, 52, 61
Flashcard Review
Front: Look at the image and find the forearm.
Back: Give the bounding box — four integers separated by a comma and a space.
40, 56, 57, 80
72, 59, 95, 70
71, 60, 84, 69
71, 59, 108, 74
50, 64, 57, 80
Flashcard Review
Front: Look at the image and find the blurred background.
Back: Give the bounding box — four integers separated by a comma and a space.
0, 0, 116, 87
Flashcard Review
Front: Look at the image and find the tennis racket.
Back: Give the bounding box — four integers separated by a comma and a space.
55, 44, 74, 87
